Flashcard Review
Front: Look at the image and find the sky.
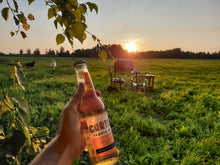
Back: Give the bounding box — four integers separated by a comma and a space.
0, 0, 220, 54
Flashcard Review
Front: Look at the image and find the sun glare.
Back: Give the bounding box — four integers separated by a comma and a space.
125, 43, 137, 52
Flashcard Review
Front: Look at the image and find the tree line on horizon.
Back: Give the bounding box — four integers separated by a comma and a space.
1, 44, 220, 59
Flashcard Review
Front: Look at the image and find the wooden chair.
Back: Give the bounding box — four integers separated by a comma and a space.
131, 75, 148, 93
145, 74, 155, 89
131, 74, 155, 92
109, 66, 126, 89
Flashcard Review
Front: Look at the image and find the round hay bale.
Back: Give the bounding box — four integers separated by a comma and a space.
114, 59, 134, 72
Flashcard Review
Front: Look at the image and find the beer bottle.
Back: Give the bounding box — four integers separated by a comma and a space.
74, 60, 119, 165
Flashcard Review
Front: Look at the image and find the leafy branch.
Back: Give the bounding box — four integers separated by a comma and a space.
1, 0, 110, 62
0, 61, 49, 164
1, 0, 35, 39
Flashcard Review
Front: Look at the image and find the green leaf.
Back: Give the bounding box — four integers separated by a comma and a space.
27, 141, 40, 155
13, 97, 31, 126
69, 0, 78, 7
48, 7, 55, 19
13, 97, 29, 115
73, 9, 81, 21
10, 31, 15, 37
0, 125, 5, 140
92, 35, 96, 41
13, 16, 19, 25
1, 7, 9, 21
56, 34, 65, 45
13, 0, 18, 13
54, 20, 58, 29
15, 66, 25, 90
22, 125, 31, 145
65, 31, 73, 46
17, 13, 26, 24
9, 63, 26, 90
35, 127, 49, 136
13, 97, 30, 125
81, 15, 86, 23
86, 2, 98, 14
79, 4, 87, 14
56, 15, 63, 27
28, 0, 35, 5
98, 50, 107, 63
29, 126, 38, 135
0, 96, 14, 116
72, 22, 86, 44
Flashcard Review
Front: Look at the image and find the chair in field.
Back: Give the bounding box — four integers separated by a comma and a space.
131, 74, 155, 92
109, 66, 126, 89
145, 74, 155, 89
131, 75, 148, 93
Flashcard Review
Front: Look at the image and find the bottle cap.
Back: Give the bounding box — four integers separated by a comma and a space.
73, 60, 86, 67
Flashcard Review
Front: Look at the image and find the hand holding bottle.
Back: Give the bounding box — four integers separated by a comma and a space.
30, 82, 102, 165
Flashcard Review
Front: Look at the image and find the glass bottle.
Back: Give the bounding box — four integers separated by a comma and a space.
74, 60, 119, 165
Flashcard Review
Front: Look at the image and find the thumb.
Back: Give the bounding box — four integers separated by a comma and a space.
68, 83, 85, 111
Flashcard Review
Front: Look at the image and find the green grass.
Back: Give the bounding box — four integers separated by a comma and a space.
0, 57, 220, 165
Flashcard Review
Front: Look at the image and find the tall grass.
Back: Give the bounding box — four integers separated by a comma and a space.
0, 57, 220, 164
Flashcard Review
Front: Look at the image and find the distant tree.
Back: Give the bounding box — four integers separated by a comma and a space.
109, 44, 125, 58
26, 49, 31, 55
45, 49, 48, 55
33, 48, 40, 56
58, 47, 65, 56
60, 47, 65, 54
0, 52, 5, 56
47, 49, 55, 57
19, 49, 23, 55
65, 50, 70, 56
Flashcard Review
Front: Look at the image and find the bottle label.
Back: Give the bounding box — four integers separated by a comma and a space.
86, 112, 116, 157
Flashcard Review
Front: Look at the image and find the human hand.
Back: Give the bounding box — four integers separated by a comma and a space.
55, 83, 102, 163
54, 82, 86, 162
30, 83, 102, 165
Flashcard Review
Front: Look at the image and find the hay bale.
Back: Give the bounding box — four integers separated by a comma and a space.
114, 59, 133, 72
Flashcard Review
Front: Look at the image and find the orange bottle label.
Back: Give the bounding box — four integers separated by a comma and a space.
86, 112, 116, 157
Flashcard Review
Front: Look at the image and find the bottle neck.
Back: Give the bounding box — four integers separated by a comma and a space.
82, 71, 95, 91
75, 63, 96, 94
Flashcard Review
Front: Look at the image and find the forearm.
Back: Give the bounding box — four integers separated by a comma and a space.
30, 136, 73, 165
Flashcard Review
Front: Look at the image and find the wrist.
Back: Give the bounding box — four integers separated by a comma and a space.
53, 135, 68, 154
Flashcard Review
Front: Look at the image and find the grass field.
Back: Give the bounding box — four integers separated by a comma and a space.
0, 57, 220, 165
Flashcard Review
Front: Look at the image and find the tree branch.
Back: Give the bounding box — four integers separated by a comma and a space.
6, 0, 20, 34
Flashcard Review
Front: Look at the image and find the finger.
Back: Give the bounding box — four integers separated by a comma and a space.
68, 82, 85, 110
95, 90, 101, 97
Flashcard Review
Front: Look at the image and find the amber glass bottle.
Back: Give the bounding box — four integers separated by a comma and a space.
74, 60, 119, 165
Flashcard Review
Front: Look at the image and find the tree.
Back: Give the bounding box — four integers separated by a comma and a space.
33, 48, 40, 56
109, 44, 125, 59
47, 48, 55, 57
19, 49, 23, 55
26, 48, 31, 55
60, 46, 65, 54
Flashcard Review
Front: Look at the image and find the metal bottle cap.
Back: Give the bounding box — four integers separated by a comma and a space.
73, 60, 86, 67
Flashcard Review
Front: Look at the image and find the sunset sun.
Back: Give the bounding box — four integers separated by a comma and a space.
125, 43, 137, 52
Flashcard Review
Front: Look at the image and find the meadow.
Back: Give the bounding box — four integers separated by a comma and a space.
0, 56, 220, 165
